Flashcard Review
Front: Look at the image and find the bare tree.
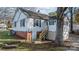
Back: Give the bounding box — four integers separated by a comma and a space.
55, 7, 67, 46
69, 7, 73, 33
0, 7, 16, 20
21, 7, 37, 12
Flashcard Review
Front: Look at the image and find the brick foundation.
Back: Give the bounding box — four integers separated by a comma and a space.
16, 31, 32, 43
16, 31, 27, 39
16, 31, 32, 38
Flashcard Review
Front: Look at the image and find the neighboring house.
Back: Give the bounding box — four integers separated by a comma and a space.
0, 23, 7, 31
12, 8, 70, 42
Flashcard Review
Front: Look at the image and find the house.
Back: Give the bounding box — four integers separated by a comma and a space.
0, 23, 7, 31
12, 8, 70, 42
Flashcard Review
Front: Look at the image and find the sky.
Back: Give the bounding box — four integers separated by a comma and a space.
37, 7, 57, 15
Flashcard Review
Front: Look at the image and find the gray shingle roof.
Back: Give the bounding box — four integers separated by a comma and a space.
19, 8, 49, 20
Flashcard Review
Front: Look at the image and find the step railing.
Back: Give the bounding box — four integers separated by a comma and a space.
38, 26, 48, 41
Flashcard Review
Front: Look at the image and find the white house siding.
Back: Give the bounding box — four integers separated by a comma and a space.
12, 9, 21, 31
48, 31, 56, 40
48, 20, 57, 40
32, 31, 37, 41
48, 18, 70, 41
13, 9, 21, 22
13, 9, 28, 31
32, 20, 47, 40
41, 20, 47, 30
48, 20, 57, 32
12, 9, 70, 41
13, 10, 47, 40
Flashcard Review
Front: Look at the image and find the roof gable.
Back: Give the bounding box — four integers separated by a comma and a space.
19, 8, 49, 20
13, 8, 57, 21
13, 8, 29, 22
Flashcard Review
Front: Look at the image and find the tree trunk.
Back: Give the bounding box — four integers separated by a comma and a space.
70, 7, 73, 33
55, 7, 64, 46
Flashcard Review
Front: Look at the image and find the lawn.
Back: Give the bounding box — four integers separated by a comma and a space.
0, 42, 65, 51
0, 31, 65, 51
0, 31, 16, 39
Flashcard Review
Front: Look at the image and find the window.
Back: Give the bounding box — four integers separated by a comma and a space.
34, 19, 41, 27
20, 19, 25, 27
49, 20, 55, 25
14, 22, 16, 27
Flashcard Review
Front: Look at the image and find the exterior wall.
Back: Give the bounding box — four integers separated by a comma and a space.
47, 20, 57, 40
12, 9, 28, 31
12, 9, 70, 41
16, 31, 32, 43
47, 8, 70, 41
16, 31, 27, 39
13, 9, 21, 22
48, 31, 56, 40
48, 20, 57, 32
32, 20, 47, 40
47, 17, 70, 41
16, 31, 39, 41
32, 31, 37, 41
12, 9, 47, 40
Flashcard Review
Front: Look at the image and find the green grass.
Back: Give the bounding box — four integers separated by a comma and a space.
0, 31, 65, 51
0, 42, 65, 51
0, 31, 16, 39
0, 40, 65, 51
